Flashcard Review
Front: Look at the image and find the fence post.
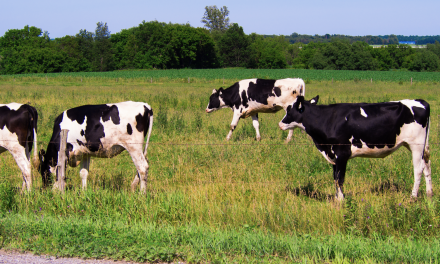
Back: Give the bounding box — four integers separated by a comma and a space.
411, 77, 413, 85
188, 77, 190, 83
56, 129, 69, 192
223, 77, 225, 85
371, 78, 372, 83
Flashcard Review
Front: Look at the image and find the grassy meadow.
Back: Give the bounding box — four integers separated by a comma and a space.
1, 73, 440, 263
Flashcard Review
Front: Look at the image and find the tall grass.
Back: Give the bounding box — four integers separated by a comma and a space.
0, 77, 439, 262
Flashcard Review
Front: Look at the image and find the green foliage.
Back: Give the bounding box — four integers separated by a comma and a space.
247, 35, 288, 69
0, 181, 16, 215
201, 5, 230, 32
217, 23, 249, 67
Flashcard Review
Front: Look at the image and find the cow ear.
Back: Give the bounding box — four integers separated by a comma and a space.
212, 89, 217, 94
310, 95, 319, 105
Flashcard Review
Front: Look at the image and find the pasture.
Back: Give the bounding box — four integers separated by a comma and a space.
0, 73, 440, 263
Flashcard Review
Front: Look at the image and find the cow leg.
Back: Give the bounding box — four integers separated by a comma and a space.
226, 111, 241, 141
408, 143, 432, 198
285, 129, 294, 143
251, 114, 261, 141
131, 173, 140, 191
79, 157, 90, 190
333, 159, 348, 201
127, 149, 149, 194
10, 148, 32, 192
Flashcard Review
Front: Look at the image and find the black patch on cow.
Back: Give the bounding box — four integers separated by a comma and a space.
80, 129, 85, 136
215, 83, 241, 110
247, 79, 277, 105
273, 87, 281, 97
292, 90, 296, 94
241, 90, 248, 107
102, 105, 121, 124
0, 104, 38, 149
240, 108, 243, 113
135, 106, 153, 137
413, 99, 430, 128
127, 123, 133, 135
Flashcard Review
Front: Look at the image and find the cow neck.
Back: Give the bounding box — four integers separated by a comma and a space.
221, 84, 241, 109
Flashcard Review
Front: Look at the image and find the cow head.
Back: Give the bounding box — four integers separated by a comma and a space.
279, 95, 319, 130
206, 88, 226, 113
38, 149, 56, 187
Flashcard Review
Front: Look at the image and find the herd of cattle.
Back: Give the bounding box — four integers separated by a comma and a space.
0, 78, 433, 200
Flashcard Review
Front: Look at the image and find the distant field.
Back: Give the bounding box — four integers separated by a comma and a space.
0, 73, 440, 263
1, 68, 440, 82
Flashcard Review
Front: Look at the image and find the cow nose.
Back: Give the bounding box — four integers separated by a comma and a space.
278, 123, 284, 130
205, 109, 209, 113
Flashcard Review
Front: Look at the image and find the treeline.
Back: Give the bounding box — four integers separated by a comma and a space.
1, 22, 440, 74
284, 33, 440, 45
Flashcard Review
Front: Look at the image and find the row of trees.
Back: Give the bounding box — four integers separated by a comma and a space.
284, 33, 440, 45
1, 6, 440, 74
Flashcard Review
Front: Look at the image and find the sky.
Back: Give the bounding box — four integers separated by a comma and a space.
1, 0, 439, 38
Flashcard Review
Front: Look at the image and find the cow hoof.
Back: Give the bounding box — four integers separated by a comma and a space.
256, 136, 261, 141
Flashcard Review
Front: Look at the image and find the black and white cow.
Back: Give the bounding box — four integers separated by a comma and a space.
279, 96, 432, 201
0, 103, 38, 191
206, 78, 305, 141
39, 101, 153, 193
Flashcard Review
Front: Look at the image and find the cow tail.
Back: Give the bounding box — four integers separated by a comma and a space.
422, 116, 430, 161
26, 105, 39, 168
143, 114, 153, 157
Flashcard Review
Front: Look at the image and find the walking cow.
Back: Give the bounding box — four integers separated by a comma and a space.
206, 78, 305, 141
38, 101, 153, 193
0, 103, 38, 191
279, 96, 432, 201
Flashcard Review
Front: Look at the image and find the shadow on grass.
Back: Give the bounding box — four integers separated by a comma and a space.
285, 182, 332, 201
370, 179, 404, 194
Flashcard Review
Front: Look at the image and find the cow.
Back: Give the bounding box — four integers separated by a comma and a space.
0, 103, 38, 191
38, 101, 153, 193
279, 95, 432, 201
206, 78, 305, 141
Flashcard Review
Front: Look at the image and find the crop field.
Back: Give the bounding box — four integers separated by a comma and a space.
0, 72, 440, 263
2, 68, 440, 82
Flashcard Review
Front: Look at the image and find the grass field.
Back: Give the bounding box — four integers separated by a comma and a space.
0, 73, 440, 263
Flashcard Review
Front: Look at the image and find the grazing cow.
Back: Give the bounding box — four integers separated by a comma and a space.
206, 78, 305, 141
0, 103, 38, 191
39, 101, 153, 193
279, 96, 431, 201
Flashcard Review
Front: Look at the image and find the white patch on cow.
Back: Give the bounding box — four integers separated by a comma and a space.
0, 102, 22, 111
60, 111, 88, 154
278, 121, 305, 131
392, 99, 425, 116
310, 99, 316, 104
345, 116, 348, 121
360, 108, 367, 118
350, 121, 426, 159
320, 150, 336, 165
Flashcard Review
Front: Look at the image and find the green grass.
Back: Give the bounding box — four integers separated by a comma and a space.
0, 74, 439, 263
1, 68, 440, 82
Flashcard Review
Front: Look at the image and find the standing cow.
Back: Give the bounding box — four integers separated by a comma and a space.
206, 78, 305, 141
0, 103, 38, 191
279, 96, 431, 201
38, 101, 153, 193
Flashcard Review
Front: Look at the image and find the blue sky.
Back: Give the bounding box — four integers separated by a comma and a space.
1, 0, 438, 38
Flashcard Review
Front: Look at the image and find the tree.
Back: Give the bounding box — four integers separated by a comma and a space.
218, 23, 249, 67
93, 22, 114, 71
409, 49, 440, 72
201, 5, 230, 32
